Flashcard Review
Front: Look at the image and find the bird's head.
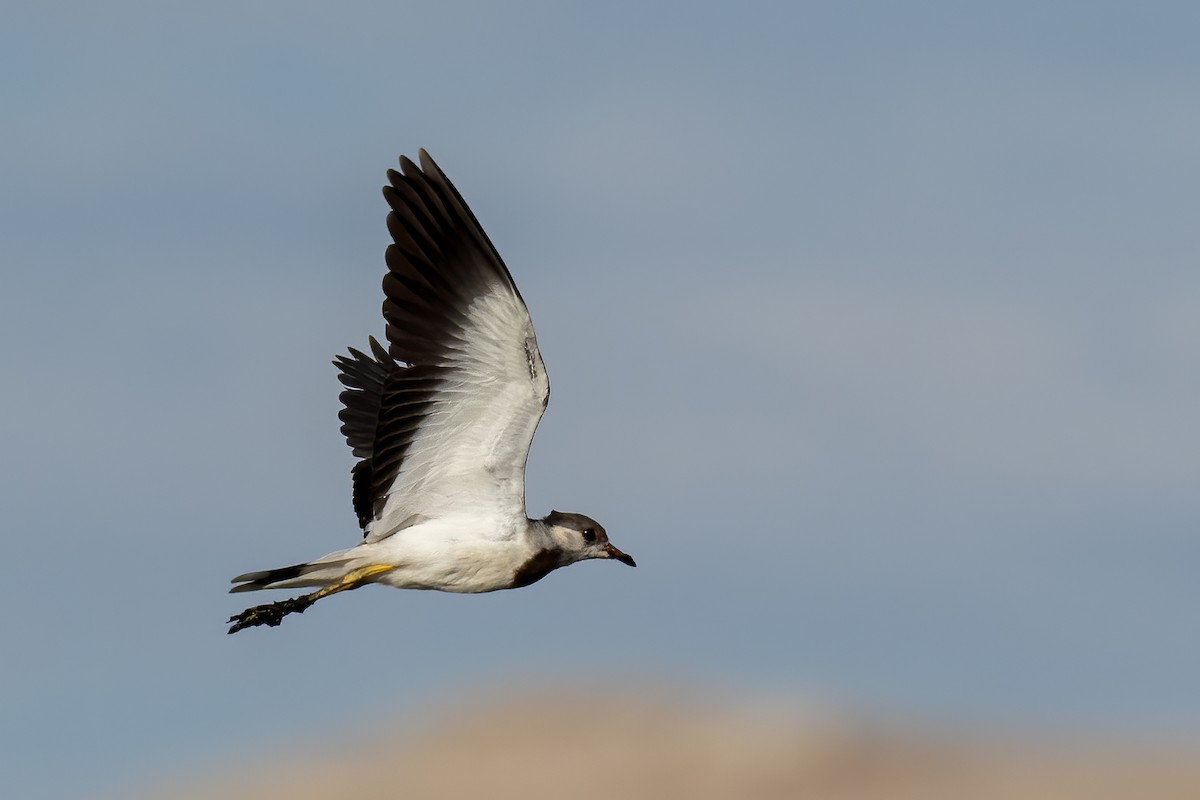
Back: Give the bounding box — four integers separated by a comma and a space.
542, 510, 636, 567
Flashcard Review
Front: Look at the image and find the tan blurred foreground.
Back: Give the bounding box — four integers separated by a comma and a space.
142, 687, 1199, 800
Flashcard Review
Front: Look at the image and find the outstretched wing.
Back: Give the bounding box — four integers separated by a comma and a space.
335, 150, 550, 543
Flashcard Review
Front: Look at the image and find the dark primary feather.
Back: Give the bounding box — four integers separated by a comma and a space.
334, 336, 391, 461
335, 150, 533, 534
334, 338, 449, 530
380, 151, 525, 366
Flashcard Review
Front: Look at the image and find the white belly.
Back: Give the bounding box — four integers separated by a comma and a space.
366, 517, 538, 593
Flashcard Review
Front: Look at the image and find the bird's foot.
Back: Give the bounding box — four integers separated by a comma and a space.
227, 594, 317, 634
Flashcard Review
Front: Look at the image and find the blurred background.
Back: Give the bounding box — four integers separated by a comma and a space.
3, 2, 1198, 798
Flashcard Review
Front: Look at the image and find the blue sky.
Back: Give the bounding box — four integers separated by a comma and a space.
3, 2, 1199, 797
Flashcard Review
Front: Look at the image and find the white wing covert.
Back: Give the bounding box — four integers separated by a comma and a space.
334, 151, 549, 543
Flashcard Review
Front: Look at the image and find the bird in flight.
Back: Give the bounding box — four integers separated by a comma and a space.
227, 150, 634, 634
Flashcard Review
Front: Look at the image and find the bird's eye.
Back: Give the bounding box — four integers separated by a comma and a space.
582, 528, 597, 542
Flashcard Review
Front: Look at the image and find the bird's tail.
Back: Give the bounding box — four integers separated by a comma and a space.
230, 562, 339, 594
229, 548, 361, 594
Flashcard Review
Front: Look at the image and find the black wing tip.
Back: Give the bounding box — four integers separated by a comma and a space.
384, 148, 442, 188
397, 153, 422, 179
367, 335, 388, 360
333, 338, 396, 371
417, 149, 442, 178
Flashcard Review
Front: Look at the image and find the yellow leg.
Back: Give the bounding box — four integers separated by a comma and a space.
309, 563, 396, 600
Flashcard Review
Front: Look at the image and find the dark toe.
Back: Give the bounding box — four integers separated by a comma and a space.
226, 596, 315, 634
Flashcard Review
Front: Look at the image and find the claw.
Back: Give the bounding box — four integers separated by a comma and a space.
227, 594, 317, 634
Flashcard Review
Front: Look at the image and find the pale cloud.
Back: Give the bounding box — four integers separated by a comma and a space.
629, 276, 1200, 508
